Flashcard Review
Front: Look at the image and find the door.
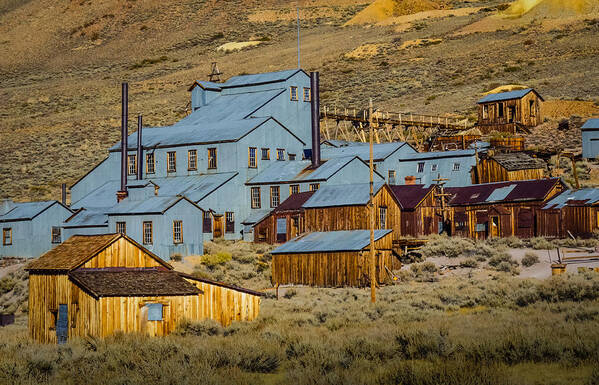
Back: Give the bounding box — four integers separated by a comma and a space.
56, 304, 68, 344
213, 215, 223, 238
276, 217, 287, 243
490, 216, 500, 238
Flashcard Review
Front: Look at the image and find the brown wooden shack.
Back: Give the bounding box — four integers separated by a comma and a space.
26, 234, 262, 344
389, 184, 439, 237
474, 151, 546, 184
253, 191, 315, 244
537, 189, 599, 238
303, 182, 402, 240
270, 230, 399, 287
445, 178, 565, 239
477, 88, 543, 134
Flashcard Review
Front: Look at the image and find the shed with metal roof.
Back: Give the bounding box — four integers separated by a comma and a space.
538, 188, 599, 238
253, 191, 315, 244
390, 184, 439, 237
477, 88, 543, 134
581, 119, 599, 159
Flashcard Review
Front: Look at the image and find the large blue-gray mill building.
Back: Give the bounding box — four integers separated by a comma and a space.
64, 69, 380, 260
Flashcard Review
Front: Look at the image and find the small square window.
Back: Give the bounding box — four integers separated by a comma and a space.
288, 153, 296, 161
146, 303, 163, 321
290, 86, 298, 101
116, 222, 126, 234
276, 149, 285, 161
290, 184, 300, 195
453, 163, 460, 171
303, 87, 311, 102
261, 148, 270, 160
431, 164, 438, 172
310, 183, 320, 191
417, 162, 425, 173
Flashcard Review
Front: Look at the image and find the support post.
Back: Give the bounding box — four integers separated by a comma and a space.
369, 98, 376, 303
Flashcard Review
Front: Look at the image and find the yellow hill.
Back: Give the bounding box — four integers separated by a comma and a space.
345, 0, 443, 25
503, 0, 599, 17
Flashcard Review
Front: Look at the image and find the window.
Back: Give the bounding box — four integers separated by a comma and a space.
127, 155, 137, 175
251, 187, 261, 209
290, 184, 300, 195
379, 207, 387, 230
143, 221, 153, 245
431, 164, 438, 172
173, 220, 183, 244
529, 100, 535, 116
167, 151, 176, 173
146, 153, 155, 174
116, 222, 126, 234
483, 104, 489, 119
225, 212, 234, 233
453, 163, 460, 171
310, 183, 320, 191
303, 87, 311, 102
188, 149, 197, 171
208, 148, 217, 169
276, 149, 285, 161
203, 211, 212, 233
417, 162, 425, 173
498, 102, 504, 117
51, 227, 61, 244
288, 153, 296, 161
290, 86, 298, 101
2, 228, 11, 246
261, 148, 270, 160
248, 147, 257, 168
388, 170, 396, 185
270, 186, 280, 208
146, 303, 163, 321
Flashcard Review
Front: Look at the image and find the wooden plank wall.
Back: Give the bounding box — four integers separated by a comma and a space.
477, 92, 542, 133
475, 159, 544, 184
401, 191, 438, 237
304, 187, 401, 240
254, 211, 304, 244
537, 206, 598, 238
82, 238, 164, 268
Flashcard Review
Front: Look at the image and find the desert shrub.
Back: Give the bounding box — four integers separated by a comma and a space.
411, 262, 438, 274
521, 252, 540, 267
420, 235, 476, 259
176, 319, 223, 336
460, 258, 479, 268
0, 277, 16, 295
232, 252, 254, 264
531, 237, 555, 250
283, 289, 297, 299
485, 236, 524, 249
201, 252, 232, 269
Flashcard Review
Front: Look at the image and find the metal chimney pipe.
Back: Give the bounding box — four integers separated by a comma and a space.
310, 72, 321, 168
118, 82, 129, 201
137, 114, 143, 180
61, 183, 67, 206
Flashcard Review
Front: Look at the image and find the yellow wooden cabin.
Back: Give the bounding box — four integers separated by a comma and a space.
26, 234, 262, 344
474, 152, 546, 184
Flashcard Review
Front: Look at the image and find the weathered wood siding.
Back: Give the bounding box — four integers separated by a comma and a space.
478, 92, 542, 133
271, 234, 399, 287
537, 206, 599, 238
401, 191, 438, 237
475, 158, 545, 184
304, 187, 401, 239
82, 237, 164, 269
254, 211, 304, 244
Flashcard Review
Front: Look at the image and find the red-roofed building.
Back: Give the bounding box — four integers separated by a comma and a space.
389, 185, 439, 237
253, 191, 315, 244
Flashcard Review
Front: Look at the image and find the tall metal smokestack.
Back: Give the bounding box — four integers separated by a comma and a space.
118, 82, 129, 202
310, 71, 321, 168
137, 114, 143, 180
61, 183, 67, 206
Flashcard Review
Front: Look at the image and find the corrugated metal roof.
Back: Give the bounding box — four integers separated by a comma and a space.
247, 156, 359, 184
446, 178, 561, 206
274, 191, 315, 212
321, 139, 359, 148
242, 209, 272, 225
490, 152, 545, 171
63, 208, 109, 228
543, 188, 599, 209
150, 172, 238, 202
0, 201, 60, 222
477, 88, 534, 103
270, 230, 392, 254
106, 196, 202, 215
390, 185, 434, 209
222, 69, 303, 88
398, 149, 475, 160
582, 118, 599, 131
321, 142, 409, 161
190, 81, 222, 91
303, 183, 384, 208
71, 180, 120, 210
486, 184, 517, 202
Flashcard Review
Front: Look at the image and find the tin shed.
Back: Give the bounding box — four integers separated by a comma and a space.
582, 119, 599, 159
538, 189, 599, 238
270, 230, 398, 287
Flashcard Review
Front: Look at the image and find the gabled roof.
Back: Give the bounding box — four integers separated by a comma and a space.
0, 201, 71, 223
222, 69, 306, 88
446, 178, 562, 206
321, 142, 413, 162
69, 268, 201, 298
390, 184, 435, 210
63, 208, 109, 228
302, 182, 385, 208
543, 188, 599, 209
149, 172, 238, 203
582, 118, 599, 131
106, 196, 203, 216
477, 88, 543, 104
188, 80, 223, 91
247, 156, 384, 185
271, 230, 392, 254
71, 180, 120, 210
274, 191, 315, 212
489, 152, 545, 171
26, 234, 172, 272
179, 272, 264, 297
398, 149, 476, 161
321, 139, 357, 148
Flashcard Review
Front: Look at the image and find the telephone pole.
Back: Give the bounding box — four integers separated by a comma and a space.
369, 98, 376, 303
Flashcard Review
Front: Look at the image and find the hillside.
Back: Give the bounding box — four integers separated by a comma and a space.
1, 0, 599, 201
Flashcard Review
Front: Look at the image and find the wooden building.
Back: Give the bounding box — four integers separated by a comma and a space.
445, 178, 565, 239
537, 189, 599, 238
26, 234, 262, 344
270, 230, 399, 287
389, 185, 439, 237
302, 183, 402, 240
253, 191, 315, 244
477, 88, 544, 134
474, 152, 545, 184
